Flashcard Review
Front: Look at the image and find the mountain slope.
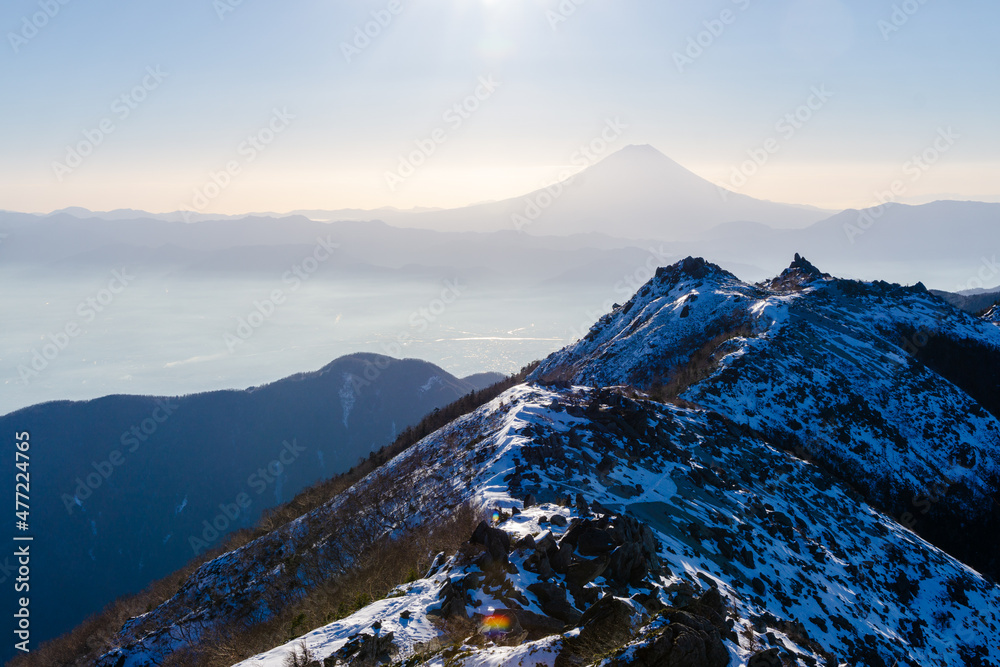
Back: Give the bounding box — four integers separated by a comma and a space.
0, 353, 486, 652
532, 255, 1000, 580
94, 383, 1000, 667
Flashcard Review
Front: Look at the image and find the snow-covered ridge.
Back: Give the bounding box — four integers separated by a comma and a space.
532, 255, 1000, 580
230, 385, 1000, 667
532, 257, 781, 387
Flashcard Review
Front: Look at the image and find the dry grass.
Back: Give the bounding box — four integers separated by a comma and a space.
649, 324, 753, 402
161, 502, 480, 667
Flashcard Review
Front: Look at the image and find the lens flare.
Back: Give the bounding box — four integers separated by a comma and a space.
482, 612, 514, 638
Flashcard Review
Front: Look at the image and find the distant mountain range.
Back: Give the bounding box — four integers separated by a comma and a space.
0, 354, 502, 651
3, 146, 997, 289
932, 287, 1000, 314
33, 145, 832, 238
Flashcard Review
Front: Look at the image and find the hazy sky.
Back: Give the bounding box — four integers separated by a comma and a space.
1, 0, 997, 214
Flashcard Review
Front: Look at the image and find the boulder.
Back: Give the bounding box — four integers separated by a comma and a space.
557, 597, 637, 666
432, 580, 468, 620
425, 552, 447, 578
577, 528, 617, 556
559, 523, 587, 549
536, 533, 558, 554
631, 591, 666, 615
510, 608, 566, 638
566, 554, 610, 587
551, 543, 574, 574
696, 587, 726, 615
665, 581, 697, 607
748, 648, 782, 667
478, 609, 523, 639
470, 521, 511, 563
569, 583, 602, 610
606, 542, 645, 586
577, 596, 636, 648
525, 550, 554, 579
682, 586, 732, 638
528, 582, 583, 624
329, 631, 395, 666
610, 611, 728, 667
514, 534, 536, 552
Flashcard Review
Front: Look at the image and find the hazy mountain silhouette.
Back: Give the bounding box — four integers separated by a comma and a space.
30, 146, 832, 239
372, 144, 832, 238
932, 287, 1000, 314
0, 353, 495, 648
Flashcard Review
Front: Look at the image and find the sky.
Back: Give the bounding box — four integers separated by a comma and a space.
0, 0, 998, 215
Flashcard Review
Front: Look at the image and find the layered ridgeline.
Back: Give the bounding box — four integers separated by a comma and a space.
25, 258, 1000, 667
0, 354, 502, 654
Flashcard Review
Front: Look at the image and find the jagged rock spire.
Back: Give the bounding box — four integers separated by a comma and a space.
767, 253, 830, 290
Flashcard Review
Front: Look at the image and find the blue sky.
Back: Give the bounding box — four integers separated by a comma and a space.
1, 0, 997, 213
